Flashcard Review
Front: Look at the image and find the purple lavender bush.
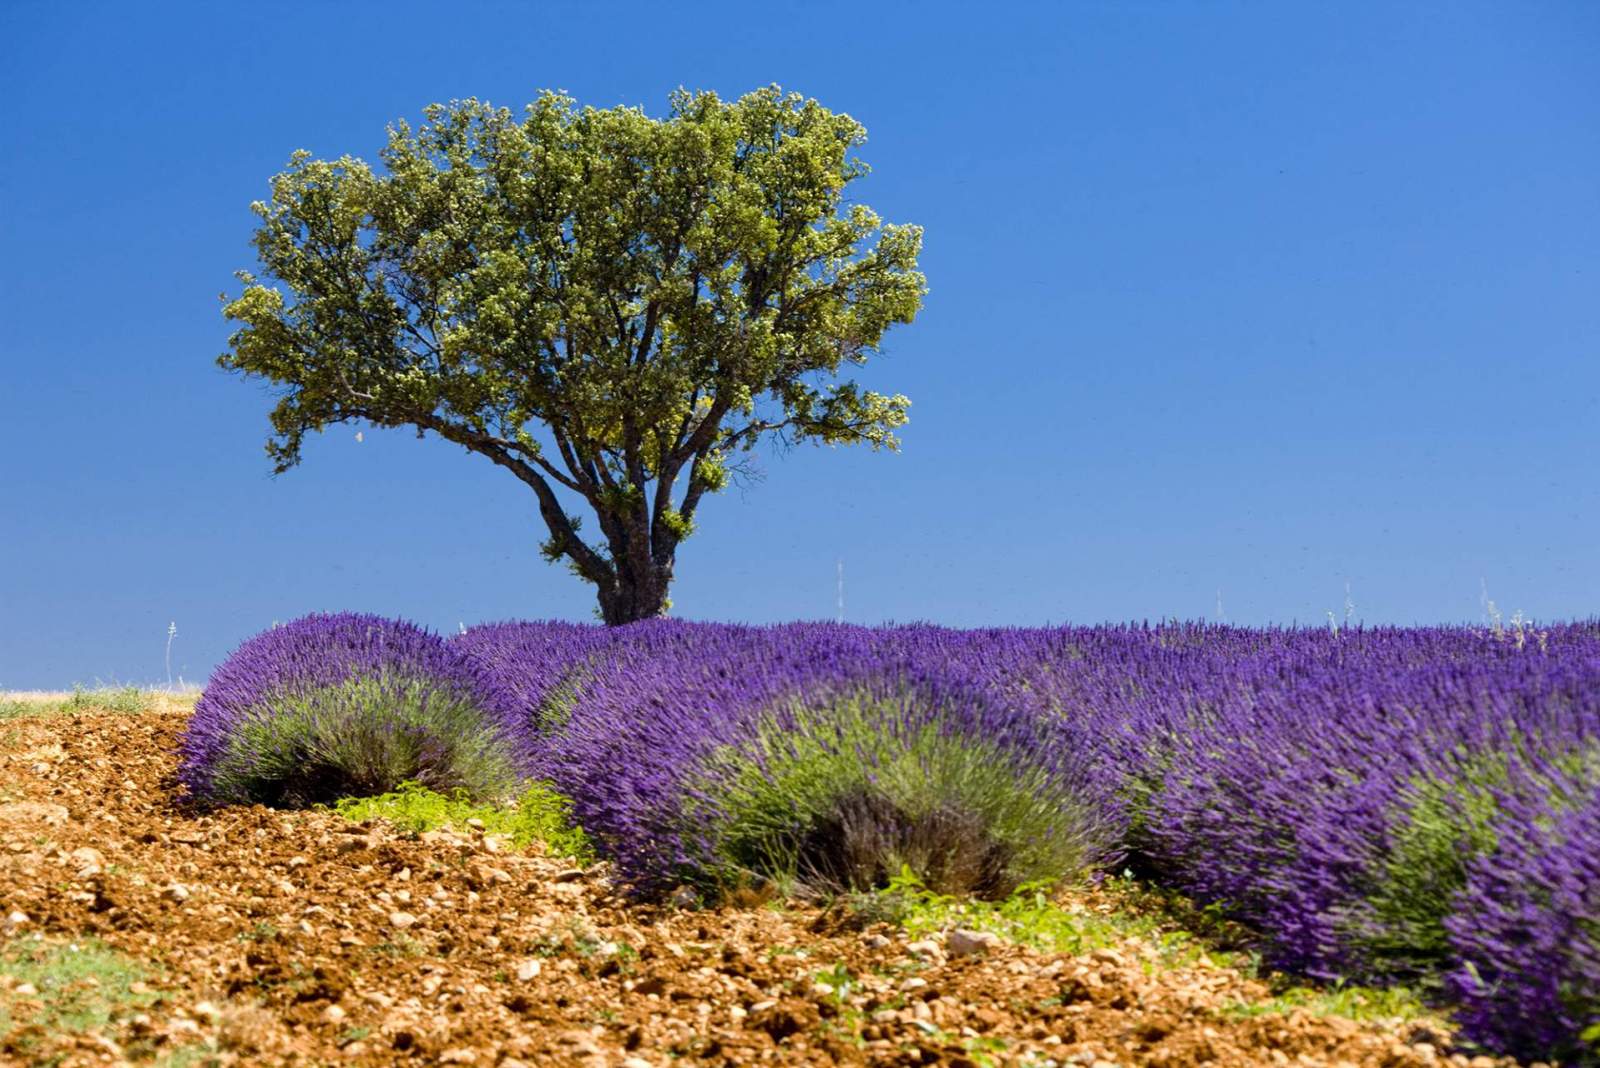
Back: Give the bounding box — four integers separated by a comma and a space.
207, 611, 1600, 1061
179, 613, 522, 807
449, 620, 638, 735
1100, 624, 1600, 1060
1446, 769, 1600, 1064
529, 620, 1120, 900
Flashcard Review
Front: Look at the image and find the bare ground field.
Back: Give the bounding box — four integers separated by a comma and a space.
0, 698, 1523, 1067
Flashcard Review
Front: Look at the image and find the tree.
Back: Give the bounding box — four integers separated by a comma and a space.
220, 85, 926, 625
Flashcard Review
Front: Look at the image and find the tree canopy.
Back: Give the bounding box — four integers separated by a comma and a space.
221, 84, 926, 623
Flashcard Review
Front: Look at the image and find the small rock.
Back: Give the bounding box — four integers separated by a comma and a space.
906, 939, 943, 959
554, 868, 586, 883
749, 999, 777, 1013
14, 982, 38, 997
669, 885, 699, 909
622, 1058, 654, 1068
69, 846, 104, 868
162, 883, 191, 903
946, 928, 999, 958
515, 959, 542, 981
6, 910, 30, 927
192, 1001, 221, 1023
899, 976, 929, 993
439, 1049, 478, 1064
323, 1003, 346, 1023
388, 911, 418, 929
464, 818, 486, 831
862, 933, 892, 950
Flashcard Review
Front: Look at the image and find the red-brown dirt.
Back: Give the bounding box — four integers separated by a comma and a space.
0, 705, 1528, 1067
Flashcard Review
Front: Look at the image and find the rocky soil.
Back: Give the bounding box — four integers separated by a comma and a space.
0, 703, 1528, 1067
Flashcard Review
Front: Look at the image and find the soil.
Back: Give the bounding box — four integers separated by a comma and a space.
0, 705, 1529, 1068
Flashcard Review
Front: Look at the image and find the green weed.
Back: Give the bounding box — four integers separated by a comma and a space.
855, 867, 1238, 968
332, 779, 594, 863
1225, 980, 1428, 1023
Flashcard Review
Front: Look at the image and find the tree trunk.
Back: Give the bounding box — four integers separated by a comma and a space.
595, 563, 673, 625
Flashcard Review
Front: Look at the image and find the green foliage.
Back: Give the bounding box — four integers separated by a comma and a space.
333, 779, 594, 863
1348, 740, 1600, 981
0, 937, 159, 1054
205, 674, 520, 807
1349, 754, 1510, 978
694, 694, 1102, 898
220, 84, 926, 621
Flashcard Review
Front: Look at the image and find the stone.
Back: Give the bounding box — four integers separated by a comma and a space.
69, 846, 104, 868
162, 883, 191, 903
946, 928, 999, 958
388, 911, 418, 929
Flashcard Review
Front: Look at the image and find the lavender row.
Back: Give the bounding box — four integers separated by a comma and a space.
180, 614, 1600, 1059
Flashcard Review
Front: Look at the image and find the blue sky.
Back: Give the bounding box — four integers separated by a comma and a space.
1, 1, 1596, 688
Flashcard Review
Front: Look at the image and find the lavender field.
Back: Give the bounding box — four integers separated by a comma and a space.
179, 613, 1600, 1063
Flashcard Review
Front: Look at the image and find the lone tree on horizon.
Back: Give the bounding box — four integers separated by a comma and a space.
221, 85, 926, 624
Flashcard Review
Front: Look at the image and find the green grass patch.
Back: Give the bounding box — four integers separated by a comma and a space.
1225, 980, 1429, 1023
332, 779, 594, 863
852, 867, 1251, 970
0, 936, 159, 1055
0, 686, 157, 720
854, 869, 1437, 1034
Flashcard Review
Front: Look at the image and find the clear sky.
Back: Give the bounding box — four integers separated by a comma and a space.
2, 1, 1596, 689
